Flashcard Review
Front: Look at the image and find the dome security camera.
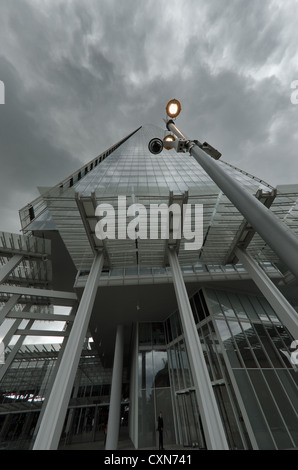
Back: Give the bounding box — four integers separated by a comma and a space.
148, 138, 163, 155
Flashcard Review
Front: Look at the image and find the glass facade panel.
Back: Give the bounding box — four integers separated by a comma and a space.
137, 322, 174, 448
152, 351, 169, 388
189, 297, 199, 324
248, 370, 294, 449
205, 289, 224, 316
233, 370, 276, 449
207, 288, 298, 449
193, 292, 205, 322
245, 325, 271, 368
253, 324, 285, 368
263, 370, 298, 446
238, 296, 259, 321
155, 388, 176, 446
179, 340, 192, 389
176, 341, 186, 390
213, 384, 245, 450
233, 323, 258, 368
258, 298, 279, 323
277, 370, 298, 405
138, 389, 156, 448
138, 351, 154, 390
216, 291, 237, 318
249, 297, 269, 322
215, 319, 242, 368
227, 293, 248, 320
167, 311, 182, 341
265, 324, 294, 367
200, 324, 222, 381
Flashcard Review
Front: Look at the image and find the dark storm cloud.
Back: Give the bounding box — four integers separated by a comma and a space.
0, 0, 297, 233
203, 0, 284, 65
0, 56, 78, 232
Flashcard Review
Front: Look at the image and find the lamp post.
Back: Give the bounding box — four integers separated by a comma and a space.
161, 99, 298, 280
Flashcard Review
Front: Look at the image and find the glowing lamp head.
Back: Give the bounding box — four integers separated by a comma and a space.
163, 134, 176, 150
166, 99, 181, 118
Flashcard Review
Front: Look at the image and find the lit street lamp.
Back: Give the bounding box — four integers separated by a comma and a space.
149, 99, 298, 450
165, 98, 181, 118
151, 99, 298, 279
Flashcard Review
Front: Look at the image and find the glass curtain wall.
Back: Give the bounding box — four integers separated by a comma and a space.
205, 288, 298, 449
165, 310, 206, 449
148, 287, 298, 450
138, 322, 175, 449
165, 298, 249, 450
0, 345, 59, 449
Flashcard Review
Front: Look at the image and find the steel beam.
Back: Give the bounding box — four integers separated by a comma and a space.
0, 255, 23, 284
0, 294, 21, 325
168, 247, 229, 449
33, 251, 104, 450
0, 285, 77, 306
105, 324, 124, 450
235, 247, 298, 338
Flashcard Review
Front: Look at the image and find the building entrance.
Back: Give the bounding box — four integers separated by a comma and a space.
175, 390, 206, 449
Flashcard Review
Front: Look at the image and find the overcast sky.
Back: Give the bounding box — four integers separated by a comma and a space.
0, 0, 298, 234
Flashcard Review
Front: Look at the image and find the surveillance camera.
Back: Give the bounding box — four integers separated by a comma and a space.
148, 138, 163, 155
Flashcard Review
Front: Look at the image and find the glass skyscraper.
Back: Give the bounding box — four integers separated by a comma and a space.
0, 124, 298, 450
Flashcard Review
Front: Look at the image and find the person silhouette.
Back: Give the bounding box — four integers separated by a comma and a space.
157, 411, 164, 450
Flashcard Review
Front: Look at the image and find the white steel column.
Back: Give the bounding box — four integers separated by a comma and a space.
33, 251, 104, 450
105, 324, 124, 450
128, 325, 139, 449
0, 254, 23, 284
0, 294, 20, 324
235, 247, 298, 339
168, 248, 229, 450
0, 320, 34, 382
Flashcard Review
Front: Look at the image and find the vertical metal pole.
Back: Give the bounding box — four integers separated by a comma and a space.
168, 247, 229, 450
166, 120, 298, 280
105, 324, 124, 450
33, 251, 104, 450
235, 247, 298, 338
128, 324, 139, 448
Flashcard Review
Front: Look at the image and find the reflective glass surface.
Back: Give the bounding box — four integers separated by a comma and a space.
137, 322, 174, 448
205, 288, 298, 449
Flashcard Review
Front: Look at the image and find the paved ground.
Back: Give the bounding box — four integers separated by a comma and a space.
58, 427, 199, 451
